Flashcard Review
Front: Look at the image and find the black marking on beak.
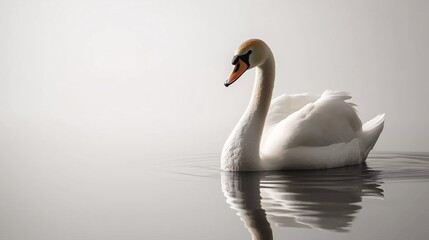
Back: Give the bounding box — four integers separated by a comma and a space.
240, 50, 252, 66
231, 55, 239, 65
231, 50, 252, 66
233, 62, 240, 73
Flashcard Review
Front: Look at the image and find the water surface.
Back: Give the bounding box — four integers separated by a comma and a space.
1, 152, 429, 240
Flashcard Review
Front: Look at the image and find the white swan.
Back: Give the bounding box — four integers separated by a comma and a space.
221, 39, 385, 171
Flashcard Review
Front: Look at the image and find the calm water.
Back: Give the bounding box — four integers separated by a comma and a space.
1, 152, 429, 240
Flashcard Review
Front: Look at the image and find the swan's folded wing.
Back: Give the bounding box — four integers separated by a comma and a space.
265, 93, 320, 127
262, 90, 363, 160
262, 93, 319, 151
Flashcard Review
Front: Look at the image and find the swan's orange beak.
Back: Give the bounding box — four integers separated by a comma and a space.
225, 58, 249, 87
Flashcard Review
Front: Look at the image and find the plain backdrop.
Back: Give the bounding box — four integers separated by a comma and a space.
1, 0, 428, 162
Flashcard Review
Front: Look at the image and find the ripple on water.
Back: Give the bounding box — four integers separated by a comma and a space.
157, 153, 220, 179
159, 152, 429, 182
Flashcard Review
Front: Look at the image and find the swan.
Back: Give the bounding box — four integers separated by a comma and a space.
221, 39, 385, 171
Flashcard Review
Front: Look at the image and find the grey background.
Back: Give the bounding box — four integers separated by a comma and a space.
1, 1, 429, 240
1, 0, 428, 161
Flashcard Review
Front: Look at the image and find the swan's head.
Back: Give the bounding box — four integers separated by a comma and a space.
225, 39, 269, 87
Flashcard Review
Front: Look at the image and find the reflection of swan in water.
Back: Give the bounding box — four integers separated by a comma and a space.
221, 164, 383, 239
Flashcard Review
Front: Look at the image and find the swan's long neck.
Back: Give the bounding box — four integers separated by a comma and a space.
221, 51, 275, 171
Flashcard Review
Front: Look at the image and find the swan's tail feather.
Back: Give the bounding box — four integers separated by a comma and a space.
359, 113, 385, 160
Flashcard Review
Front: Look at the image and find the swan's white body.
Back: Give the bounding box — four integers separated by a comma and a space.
221, 39, 384, 171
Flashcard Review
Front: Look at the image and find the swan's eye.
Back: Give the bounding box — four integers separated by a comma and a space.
240, 50, 252, 66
